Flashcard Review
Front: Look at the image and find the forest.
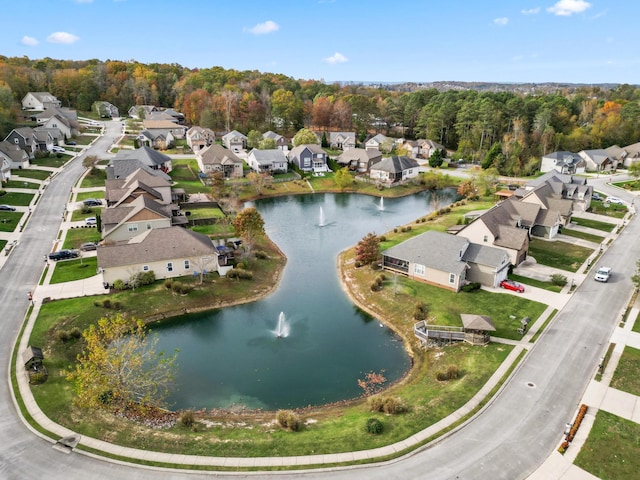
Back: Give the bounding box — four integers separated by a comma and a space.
1, 55, 639, 176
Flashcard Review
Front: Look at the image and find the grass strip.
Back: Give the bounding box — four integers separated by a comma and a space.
529, 308, 558, 343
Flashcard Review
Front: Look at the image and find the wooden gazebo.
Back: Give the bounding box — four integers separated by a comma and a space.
460, 314, 496, 345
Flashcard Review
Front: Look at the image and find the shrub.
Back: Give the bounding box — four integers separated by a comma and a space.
102, 299, 112, 309
235, 261, 247, 270
172, 283, 193, 295
113, 279, 126, 291
378, 235, 386, 242
254, 250, 268, 259
276, 410, 301, 431
370, 282, 381, 292
550, 273, 568, 286
368, 396, 407, 414
365, 418, 383, 434
413, 302, 429, 321
436, 365, 460, 381
57, 330, 70, 342
112, 301, 122, 310
69, 327, 82, 339
461, 282, 481, 292
164, 279, 173, 290
354, 260, 362, 268
179, 410, 195, 428
138, 270, 156, 285
227, 268, 253, 280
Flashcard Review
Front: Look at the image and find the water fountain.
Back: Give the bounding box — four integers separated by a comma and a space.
274, 311, 290, 338
318, 206, 326, 227
379, 197, 385, 211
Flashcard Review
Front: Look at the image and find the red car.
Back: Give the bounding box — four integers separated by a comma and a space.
500, 279, 525, 293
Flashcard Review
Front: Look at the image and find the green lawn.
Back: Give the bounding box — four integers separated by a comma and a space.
0, 191, 35, 206
589, 200, 628, 219
3, 179, 40, 189
575, 410, 640, 480
560, 228, 604, 243
75, 191, 105, 201
0, 212, 22, 232
528, 238, 594, 272
0, 239, 7, 252
571, 217, 616, 232
190, 223, 235, 237
49, 257, 99, 284
184, 207, 226, 220
62, 228, 101, 250
509, 274, 563, 293
73, 135, 97, 146
30, 154, 71, 168
80, 169, 106, 188
633, 311, 640, 333
610, 346, 640, 396
12, 169, 51, 181
70, 209, 102, 221
169, 161, 205, 194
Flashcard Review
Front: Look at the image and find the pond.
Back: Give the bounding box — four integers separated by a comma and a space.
154, 190, 457, 411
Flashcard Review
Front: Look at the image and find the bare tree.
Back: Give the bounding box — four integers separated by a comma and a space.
221, 89, 240, 132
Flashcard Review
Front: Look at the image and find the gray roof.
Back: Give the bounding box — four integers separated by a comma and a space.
249, 149, 287, 166
580, 149, 611, 165
114, 146, 171, 168
102, 195, 171, 235
336, 147, 382, 164
222, 130, 247, 141
460, 314, 496, 331
370, 155, 419, 173
0, 141, 29, 163
288, 144, 326, 160
383, 230, 469, 275
106, 159, 172, 181
198, 144, 242, 166
97, 227, 218, 269
461, 243, 509, 268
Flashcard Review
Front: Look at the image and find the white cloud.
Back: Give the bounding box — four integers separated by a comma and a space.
246, 20, 279, 35
547, 0, 591, 16
324, 52, 348, 64
494, 17, 509, 26
47, 32, 80, 44
521, 7, 541, 15
21, 36, 38, 46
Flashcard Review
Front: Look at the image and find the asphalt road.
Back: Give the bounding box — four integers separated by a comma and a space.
0, 140, 636, 480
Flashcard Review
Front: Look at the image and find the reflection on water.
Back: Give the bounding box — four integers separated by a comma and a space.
154, 190, 457, 410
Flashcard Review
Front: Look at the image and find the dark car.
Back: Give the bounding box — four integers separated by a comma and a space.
83, 199, 102, 207
500, 279, 525, 293
66, 141, 77, 146
80, 242, 98, 251
48, 249, 79, 261
0, 204, 16, 211
592, 193, 602, 201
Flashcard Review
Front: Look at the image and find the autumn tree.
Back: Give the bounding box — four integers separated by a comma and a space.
457, 179, 477, 199
68, 314, 177, 411
333, 167, 351, 191
232, 207, 266, 255
247, 171, 270, 195
209, 171, 227, 200
355, 232, 381, 267
293, 127, 319, 146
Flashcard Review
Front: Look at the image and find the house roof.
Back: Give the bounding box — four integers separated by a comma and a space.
222, 130, 247, 141
22, 345, 44, 365
114, 146, 171, 168
25, 92, 58, 103
33, 130, 53, 142
7, 127, 35, 140
461, 243, 509, 268
105, 167, 172, 204
102, 195, 171, 235
249, 149, 288, 165
97, 227, 218, 269
288, 144, 325, 159
106, 159, 172, 182
580, 149, 611, 165
370, 155, 419, 173
34, 127, 62, 140
336, 148, 382, 164
143, 120, 184, 129
198, 144, 242, 166
382, 230, 469, 275
0, 141, 29, 163
460, 314, 495, 331
461, 200, 530, 251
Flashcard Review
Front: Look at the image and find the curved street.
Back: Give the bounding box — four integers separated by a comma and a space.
1, 129, 638, 479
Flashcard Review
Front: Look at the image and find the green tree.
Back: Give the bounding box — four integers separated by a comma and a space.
246, 129, 262, 149
473, 167, 500, 196
68, 314, 177, 411
258, 137, 277, 150
293, 127, 319, 146
428, 149, 444, 168
246, 171, 270, 195
628, 161, 640, 179
355, 232, 381, 267
334, 167, 351, 191
232, 207, 266, 255
321, 131, 329, 148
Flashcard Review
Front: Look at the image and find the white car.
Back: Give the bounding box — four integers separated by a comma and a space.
605, 196, 624, 205
85, 217, 97, 226
51, 146, 66, 153
594, 266, 612, 282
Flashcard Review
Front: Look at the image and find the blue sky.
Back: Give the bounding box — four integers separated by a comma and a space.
2, 0, 637, 84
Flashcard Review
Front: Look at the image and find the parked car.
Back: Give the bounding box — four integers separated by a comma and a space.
80, 242, 98, 251
500, 279, 525, 293
48, 249, 79, 261
591, 192, 602, 201
51, 146, 66, 153
605, 196, 624, 205
594, 266, 612, 282
83, 199, 102, 207
66, 140, 77, 146
85, 217, 97, 226
0, 204, 16, 211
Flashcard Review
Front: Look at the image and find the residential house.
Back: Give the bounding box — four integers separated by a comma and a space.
540, 151, 586, 174
247, 149, 288, 174
369, 155, 419, 185
262, 131, 289, 151
196, 144, 243, 178
321, 131, 356, 150
335, 148, 382, 173
128, 105, 158, 119
105, 168, 175, 206
92, 101, 119, 118
222, 130, 248, 152
579, 149, 617, 172
141, 120, 187, 139
522, 171, 591, 213
113, 146, 172, 173
35, 127, 63, 146
137, 129, 175, 150
401, 140, 422, 158
145, 111, 179, 123
0, 155, 10, 182
33, 129, 54, 152
611, 142, 640, 168
382, 230, 510, 292
21, 92, 61, 111
519, 185, 571, 233
106, 158, 172, 183
456, 200, 531, 266
161, 108, 186, 125
97, 227, 221, 286
287, 144, 328, 172
186, 126, 216, 151
365, 133, 389, 151
420, 139, 446, 159
0, 140, 30, 169
33, 107, 79, 128
43, 114, 78, 139
101, 195, 176, 243
4, 128, 36, 157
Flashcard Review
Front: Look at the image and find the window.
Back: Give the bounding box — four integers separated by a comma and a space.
167, 262, 173, 272
483, 235, 488, 243
184, 260, 190, 270
146, 223, 152, 230
142, 265, 149, 272
449, 273, 456, 284
414, 263, 425, 276
128, 224, 138, 232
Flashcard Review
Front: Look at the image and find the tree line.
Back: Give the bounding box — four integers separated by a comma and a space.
1, 56, 639, 175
